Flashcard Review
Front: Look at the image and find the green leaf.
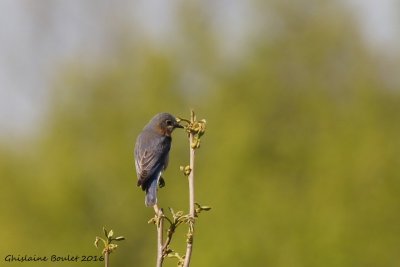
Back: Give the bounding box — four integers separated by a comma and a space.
107, 229, 114, 239
168, 207, 175, 217
103, 227, 108, 237
94, 237, 100, 248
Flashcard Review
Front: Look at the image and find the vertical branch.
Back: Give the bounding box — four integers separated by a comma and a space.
188, 133, 196, 217
183, 111, 196, 267
156, 209, 164, 267
104, 252, 109, 267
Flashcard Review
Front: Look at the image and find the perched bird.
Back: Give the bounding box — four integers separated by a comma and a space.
134, 113, 183, 207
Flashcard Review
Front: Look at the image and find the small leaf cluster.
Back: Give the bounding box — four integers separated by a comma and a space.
179, 165, 192, 176
194, 203, 211, 216
94, 227, 125, 255
176, 110, 206, 149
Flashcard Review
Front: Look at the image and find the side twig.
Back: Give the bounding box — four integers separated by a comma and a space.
162, 209, 177, 255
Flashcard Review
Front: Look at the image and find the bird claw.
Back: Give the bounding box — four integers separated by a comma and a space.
158, 177, 166, 188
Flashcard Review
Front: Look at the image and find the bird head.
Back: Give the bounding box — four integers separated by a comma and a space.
149, 113, 183, 136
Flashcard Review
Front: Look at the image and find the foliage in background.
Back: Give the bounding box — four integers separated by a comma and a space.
1, 1, 400, 267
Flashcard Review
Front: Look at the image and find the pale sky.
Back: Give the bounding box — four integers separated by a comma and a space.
0, 0, 399, 140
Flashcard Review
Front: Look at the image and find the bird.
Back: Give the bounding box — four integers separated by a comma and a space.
134, 113, 183, 208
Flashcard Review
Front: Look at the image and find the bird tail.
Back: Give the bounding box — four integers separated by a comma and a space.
145, 177, 159, 207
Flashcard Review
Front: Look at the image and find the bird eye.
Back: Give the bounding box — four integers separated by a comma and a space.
166, 120, 173, 126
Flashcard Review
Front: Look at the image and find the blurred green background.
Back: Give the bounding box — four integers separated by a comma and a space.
1, 1, 400, 266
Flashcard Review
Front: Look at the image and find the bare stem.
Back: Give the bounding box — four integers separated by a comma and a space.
104, 252, 109, 267
156, 209, 164, 267
183, 111, 196, 267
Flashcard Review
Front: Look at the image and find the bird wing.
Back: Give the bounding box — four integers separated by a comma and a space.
135, 132, 171, 189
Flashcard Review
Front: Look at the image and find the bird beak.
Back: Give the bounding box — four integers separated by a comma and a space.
175, 120, 184, 129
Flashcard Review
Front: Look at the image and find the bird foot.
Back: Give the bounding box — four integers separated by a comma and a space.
158, 176, 166, 188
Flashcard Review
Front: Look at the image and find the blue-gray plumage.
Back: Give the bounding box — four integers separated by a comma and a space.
134, 113, 183, 207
